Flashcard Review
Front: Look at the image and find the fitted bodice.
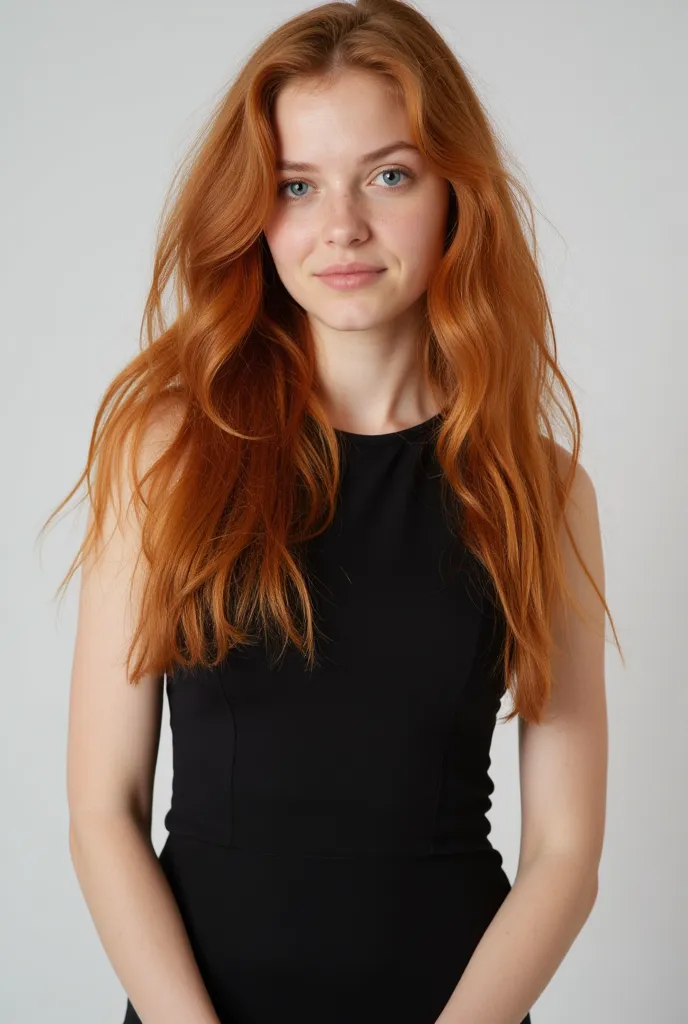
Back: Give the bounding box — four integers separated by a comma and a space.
163, 413, 507, 864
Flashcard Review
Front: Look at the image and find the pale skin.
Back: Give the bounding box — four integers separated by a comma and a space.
67, 67, 607, 1024
262, 68, 451, 434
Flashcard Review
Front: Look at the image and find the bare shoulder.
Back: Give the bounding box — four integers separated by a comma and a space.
127, 390, 189, 492
552, 442, 604, 617
552, 440, 597, 509
139, 389, 188, 455
548, 441, 605, 643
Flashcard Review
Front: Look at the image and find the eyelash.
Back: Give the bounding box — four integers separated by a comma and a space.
277, 166, 414, 203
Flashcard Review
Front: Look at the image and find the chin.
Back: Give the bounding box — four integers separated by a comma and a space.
311, 306, 393, 330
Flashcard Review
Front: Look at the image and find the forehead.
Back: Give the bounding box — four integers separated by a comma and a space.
271, 70, 414, 169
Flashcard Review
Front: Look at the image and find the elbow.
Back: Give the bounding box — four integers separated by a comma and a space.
68, 815, 98, 863
68, 807, 149, 859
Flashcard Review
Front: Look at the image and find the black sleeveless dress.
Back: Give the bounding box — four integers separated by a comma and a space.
123, 412, 531, 1024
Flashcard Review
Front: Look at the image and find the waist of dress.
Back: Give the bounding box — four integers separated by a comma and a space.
162, 821, 505, 865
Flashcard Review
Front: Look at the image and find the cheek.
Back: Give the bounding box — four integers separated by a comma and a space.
264, 219, 311, 275
387, 190, 449, 269
391, 219, 446, 281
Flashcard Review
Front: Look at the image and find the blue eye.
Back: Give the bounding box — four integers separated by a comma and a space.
277, 166, 413, 202
281, 181, 310, 201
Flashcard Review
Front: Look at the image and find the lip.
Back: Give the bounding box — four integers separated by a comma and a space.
316, 262, 385, 276
316, 269, 386, 290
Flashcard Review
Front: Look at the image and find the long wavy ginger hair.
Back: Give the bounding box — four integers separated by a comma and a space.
41, 0, 621, 726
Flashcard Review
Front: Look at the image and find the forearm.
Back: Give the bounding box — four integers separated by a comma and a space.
69, 813, 221, 1024
434, 850, 598, 1024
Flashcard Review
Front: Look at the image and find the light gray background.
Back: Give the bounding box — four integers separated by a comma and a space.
2, 0, 686, 1020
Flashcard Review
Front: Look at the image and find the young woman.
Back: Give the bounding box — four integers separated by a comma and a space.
45, 1, 620, 1021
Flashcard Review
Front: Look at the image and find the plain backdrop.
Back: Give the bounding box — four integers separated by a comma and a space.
2, 0, 686, 1020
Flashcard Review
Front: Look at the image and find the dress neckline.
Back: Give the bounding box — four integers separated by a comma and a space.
334, 411, 443, 447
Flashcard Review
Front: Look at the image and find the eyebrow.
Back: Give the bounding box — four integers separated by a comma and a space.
275, 141, 420, 173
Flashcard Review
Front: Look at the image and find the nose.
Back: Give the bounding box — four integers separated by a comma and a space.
320, 192, 371, 247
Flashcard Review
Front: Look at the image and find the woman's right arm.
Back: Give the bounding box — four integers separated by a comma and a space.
66, 400, 221, 1024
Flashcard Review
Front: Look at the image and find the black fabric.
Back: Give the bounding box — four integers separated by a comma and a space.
123, 412, 531, 1023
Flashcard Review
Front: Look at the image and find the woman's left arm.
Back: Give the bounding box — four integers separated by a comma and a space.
436, 452, 609, 1024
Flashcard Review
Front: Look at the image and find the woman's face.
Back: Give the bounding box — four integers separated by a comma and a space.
262, 69, 451, 334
